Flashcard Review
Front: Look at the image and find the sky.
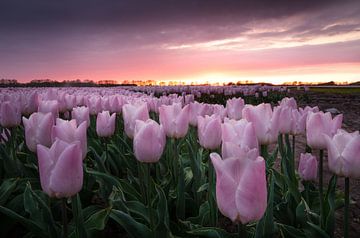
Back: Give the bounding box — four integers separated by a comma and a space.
0, 0, 360, 85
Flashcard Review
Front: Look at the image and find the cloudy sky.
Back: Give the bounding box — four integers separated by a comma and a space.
1, 0, 360, 84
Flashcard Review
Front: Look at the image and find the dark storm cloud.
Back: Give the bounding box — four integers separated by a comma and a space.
0, 0, 351, 29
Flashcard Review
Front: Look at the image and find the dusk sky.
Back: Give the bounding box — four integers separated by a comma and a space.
1, 0, 360, 84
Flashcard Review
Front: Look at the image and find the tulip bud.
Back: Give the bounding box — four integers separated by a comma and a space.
133, 119, 166, 163
122, 103, 149, 139
197, 115, 222, 150
38, 100, 59, 120
52, 118, 87, 159
37, 139, 83, 198
210, 151, 267, 224
159, 103, 189, 139
242, 103, 280, 145
71, 106, 90, 128
0, 101, 21, 128
221, 118, 259, 158
298, 153, 318, 181
306, 112, 342, 149
278, 97, 297, 109
96, 111, 116, 137
324, 130, 360, 178
22, 112, 54, 152
226, 97, 244, 120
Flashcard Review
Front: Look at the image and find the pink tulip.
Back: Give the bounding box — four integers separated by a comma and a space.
279, 97, 297, 109
197, 115, 222, 150
22, 112, 54, 152
274, 106, 294, 134
221, 119, 258, 159
133, 119, 166, 163
21, 91, 39, 115
109, 95, 123, 113
212, 104, 226, 121
324, 130, 360, 178
0, 101, 21, 128
37, 139, 83, 198
159, 103, 189, 139
71, 106, 90, 128
242, 103, 280, 145
86, 96, 102, 115
96, 111, 116, 137
298, 153, 318, 181
122, 103, 149, 139
210, 151, 267, 224
64, 94, 76, 111
189, 102, 208, 126
306, 112, 343, 149
226, 97, 244, 120
38, 100, 59, 120
52, 118, 87, 159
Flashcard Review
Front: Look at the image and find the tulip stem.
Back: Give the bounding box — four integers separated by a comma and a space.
61, 198, 68, 238
145, 163, 154, 236
137, 162, 146, 204
344, 177, 350, 238
175, 138, 186, 220
208, 154, 217, 226
319, 149, 324, 228
237, 223, 247, 237
292, 135, 295, 160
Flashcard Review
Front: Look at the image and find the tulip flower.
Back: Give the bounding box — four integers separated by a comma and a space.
0, 101, 21, 128
96, 111, 116, 137
189, 102, 208, 126
324, 130, 360, 178
210, 150, 267, 224
52, 118, 87, 159
21, 91, 39, 115
37, 139, 83, 198
38, 100, 59, 120
306, 111, 343, 149
242, 103, 280, 145
71, 106, 90, 128
22, 112, 54, 152
222, 118, 259, 158
86, 96, 102, 115
133, 119, 166, 163
197, 115, 222, 150
279, 97, 297, 109
159, 103, 189, 139
298, 153, 318, 181
226, 97, 244, 120
122, 103, 149, 139
274, 106, 294, 134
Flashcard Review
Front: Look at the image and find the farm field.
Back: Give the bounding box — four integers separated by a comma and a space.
0, 85, 359, 238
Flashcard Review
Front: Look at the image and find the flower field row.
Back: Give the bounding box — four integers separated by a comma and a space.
0, 86, 358, 238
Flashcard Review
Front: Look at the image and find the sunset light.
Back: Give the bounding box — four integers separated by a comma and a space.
0, 0, 359, 85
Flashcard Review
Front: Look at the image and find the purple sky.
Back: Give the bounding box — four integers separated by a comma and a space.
1, 0, 359, 84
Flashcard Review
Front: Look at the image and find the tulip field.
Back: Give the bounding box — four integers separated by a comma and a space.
0, 86, 359, 238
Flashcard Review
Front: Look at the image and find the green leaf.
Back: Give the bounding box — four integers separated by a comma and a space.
83, 208, 110, 236
109, 209, 151, 238
0, 205, 46, 238
0, 178, 18, 205
187, 227, 235, 238
155, 184, 170, 234
324, 175, 337, 236
23, 184, 43, 228
71, 194, 87, 238
25, 183, 58, 238
255, 172, 275, 237
305, 222, 330, 238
